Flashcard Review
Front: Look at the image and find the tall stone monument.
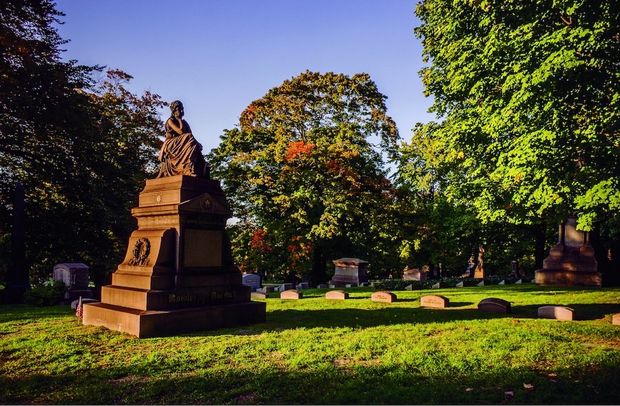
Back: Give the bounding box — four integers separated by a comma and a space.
535, 216, 601, 287
83, 101, 266, 337
329, 258, 368, 287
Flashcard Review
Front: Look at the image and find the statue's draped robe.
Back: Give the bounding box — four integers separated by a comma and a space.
157, 119, 207, 177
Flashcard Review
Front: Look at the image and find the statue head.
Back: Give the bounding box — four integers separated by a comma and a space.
170, 100, 184, 118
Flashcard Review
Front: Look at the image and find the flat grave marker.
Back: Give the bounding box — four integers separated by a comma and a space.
537, 305, 575, 321
613, 313, 620, 325
478, 297, 511, 313
280, 290, 302, 300
371, 291, 397, 303
420, 295, 449, 308
325, 290, 349, 300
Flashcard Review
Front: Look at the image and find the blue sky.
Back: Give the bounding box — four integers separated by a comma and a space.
55, 0, 433, 152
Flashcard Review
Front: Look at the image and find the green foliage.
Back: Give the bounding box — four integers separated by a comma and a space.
209, 71, 402, 283
1, 285, 619, 404
0, 1, 165, 284
413, 0, 620, 231
22, 280, 65, 306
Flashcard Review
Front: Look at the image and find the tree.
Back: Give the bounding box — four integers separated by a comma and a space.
410, 0, 620, 276
414, 0, 619, 229
209, 71, 401, 284
0, 0, 164, 288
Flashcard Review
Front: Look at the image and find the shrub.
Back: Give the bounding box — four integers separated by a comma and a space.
23, 280, 65, 306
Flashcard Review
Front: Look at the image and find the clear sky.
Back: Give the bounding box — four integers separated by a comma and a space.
55, 0, 433, 152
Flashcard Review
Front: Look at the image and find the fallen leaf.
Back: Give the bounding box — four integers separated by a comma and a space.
523, 383, 534, 391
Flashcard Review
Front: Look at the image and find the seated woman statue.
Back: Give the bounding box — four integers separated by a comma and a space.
157, 100, 209, 178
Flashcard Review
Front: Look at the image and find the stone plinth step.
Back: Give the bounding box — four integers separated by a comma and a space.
83, 301, 266, 338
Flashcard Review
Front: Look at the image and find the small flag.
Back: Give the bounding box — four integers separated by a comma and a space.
76, 296, 83, 320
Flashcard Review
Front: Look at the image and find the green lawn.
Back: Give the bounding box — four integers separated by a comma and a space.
1, 284, 619, 404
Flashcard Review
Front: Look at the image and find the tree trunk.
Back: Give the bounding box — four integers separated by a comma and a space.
311, 245, 327, 286
534, 223, 546, 270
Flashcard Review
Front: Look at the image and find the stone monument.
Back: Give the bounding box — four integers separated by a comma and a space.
535, 216, 601, 287
403, 266, 427, 281
82, 101, 266, 337
329, 258, 368, 287
53, 263, 93, 301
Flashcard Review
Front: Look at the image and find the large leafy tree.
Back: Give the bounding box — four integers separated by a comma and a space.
0, 0, 164, 286
410, 0, 620, 276
210, 71, 401, 284
414, 0, 619, 229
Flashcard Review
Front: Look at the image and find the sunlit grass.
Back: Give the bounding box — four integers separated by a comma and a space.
1, 284, 619, 404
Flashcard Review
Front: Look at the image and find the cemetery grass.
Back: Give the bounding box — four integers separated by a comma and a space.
1, 285, 619, 404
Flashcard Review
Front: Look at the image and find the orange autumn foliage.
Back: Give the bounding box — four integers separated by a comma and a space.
285, 141, 314, 161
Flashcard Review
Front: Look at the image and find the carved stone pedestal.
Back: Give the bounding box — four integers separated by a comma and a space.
83, 175, 266, 337
535, 217, 601, 287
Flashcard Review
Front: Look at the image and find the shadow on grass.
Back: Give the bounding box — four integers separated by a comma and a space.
1, 359, 618, 404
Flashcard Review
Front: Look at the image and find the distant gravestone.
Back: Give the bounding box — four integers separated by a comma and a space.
297, 282, 310, 290
477, 280, 485, 287
251, 291, 267, 300
478, 298, 511, 313
371, 291, 397, 303
432, 282, 440, 289
53, 263, 93, 301
403, 267, 427, 281
330, 258, 368, 287
456, 281, 464, 288
515, 279, 522, 284
613, 313, 620, 325
279, 283, 294, 292
70, 297, 98, 310
345, 283, 354, 288
405, 284, 413, 291
537, 306, 575, 321
325, 290, 349, 300
329, 284, 336, 289
498, 280, 505, 285
242, 273, 261, 291
317, 283, 329, 289
257, 286, 275, 294
280, 290, 302, 300
420, 295, 449, 308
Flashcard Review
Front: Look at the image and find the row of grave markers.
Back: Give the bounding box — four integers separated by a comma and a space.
251, 289, 620, 324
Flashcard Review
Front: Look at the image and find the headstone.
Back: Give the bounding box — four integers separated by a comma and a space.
242, 273, 261, 291
325, 290, 349, 300
280, 289, 302, 300
432, 282, 440, 289
613, 313, 620, 325
329, 284, 336, 289
477, 280, 485, 287
403, 267, 427, 281
498, 280, 505, 285
53, 263, 93, 301
71, 297, 98, 310
535, 216, 601, 287
4, 182, 29, 303
317, 284, 329, 289
405, 284, 413, 291
537, 306, 575, 321
371, 291, 397, 303
251, 291, 267, 300
515, 279, 522, 284
477, 298, 511, 313
257, 286, 274, 294
420, 295, 449, 308
345, 283, 354, 288
279, 283, 294, 292
329, 258, 369, 287
297, 282, 310, 290
456, 281, 464, 288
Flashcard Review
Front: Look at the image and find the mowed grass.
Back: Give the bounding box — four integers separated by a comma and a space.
1, 284, 619, 404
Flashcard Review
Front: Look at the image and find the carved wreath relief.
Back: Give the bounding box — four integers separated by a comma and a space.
129, 237, 151, 266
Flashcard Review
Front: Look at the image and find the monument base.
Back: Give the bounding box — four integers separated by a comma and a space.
535, 269, 602, 287
83, 301, 266, 338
